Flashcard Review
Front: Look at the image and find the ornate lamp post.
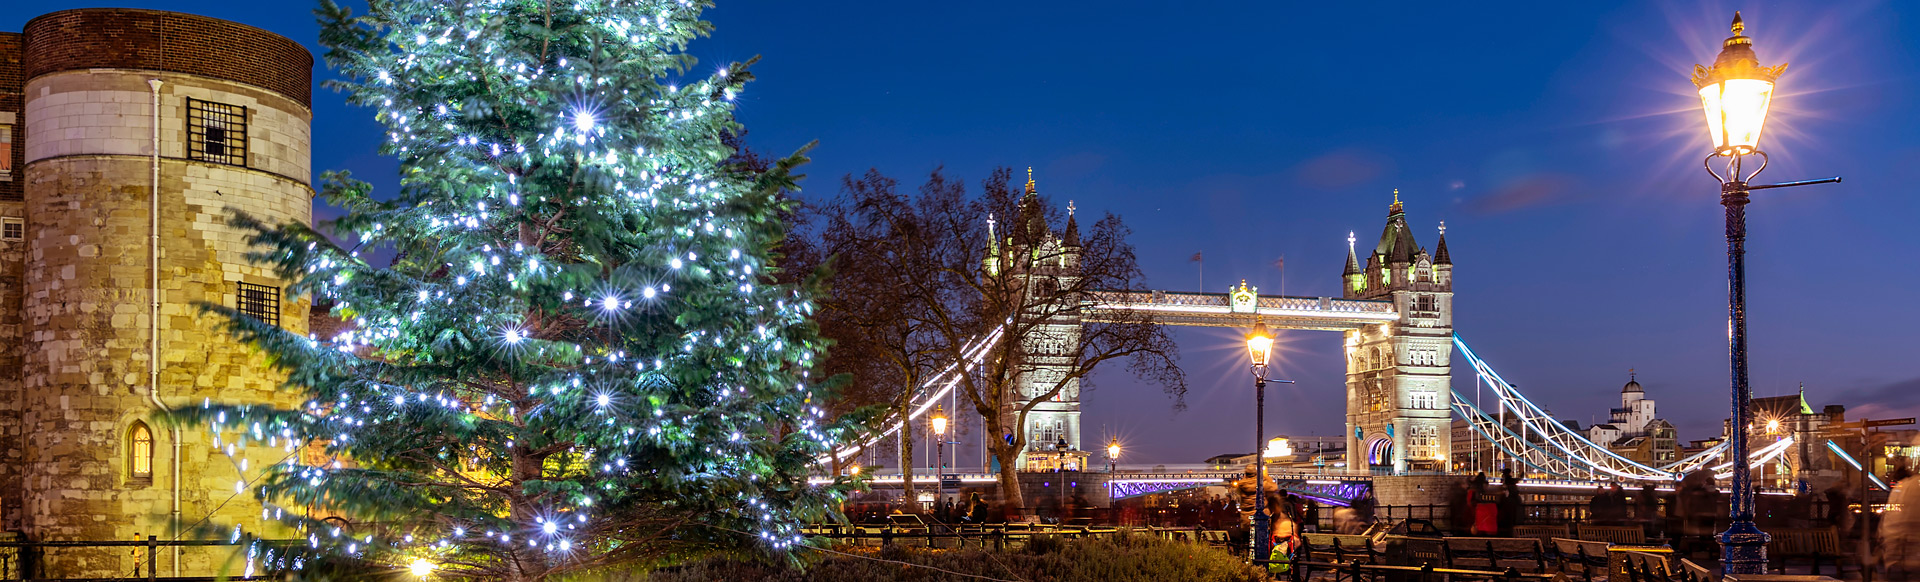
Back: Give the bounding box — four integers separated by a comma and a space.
932, 406, 949, 508
1107, 438, 1121, 474
1245, 320, 1293, 562
1690, 12, 1839, 574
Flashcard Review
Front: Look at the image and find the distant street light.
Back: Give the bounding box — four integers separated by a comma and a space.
1689, 12, 1839, 575
932, 406, 948, 508
1107, 437, 1121, 474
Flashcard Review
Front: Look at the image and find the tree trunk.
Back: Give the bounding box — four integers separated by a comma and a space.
992, 441, 1026, 516
899, 423, 916, 510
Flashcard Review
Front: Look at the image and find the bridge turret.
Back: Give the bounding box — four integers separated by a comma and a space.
1343, 192, 1454, 475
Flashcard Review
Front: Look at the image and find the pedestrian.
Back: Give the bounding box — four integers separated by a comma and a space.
1447, 479, 1473, 535
1498, 468, 1523, 536
1881, 466, 1920, 577
1473, 481, 1502, 535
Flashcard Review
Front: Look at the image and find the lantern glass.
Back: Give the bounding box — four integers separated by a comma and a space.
1699, 78, 1774, 154
1245, 324, 1274, 369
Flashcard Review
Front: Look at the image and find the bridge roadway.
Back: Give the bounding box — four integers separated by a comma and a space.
829, 471, 1798, 507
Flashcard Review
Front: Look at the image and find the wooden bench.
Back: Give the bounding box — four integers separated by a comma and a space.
1611, 547, 1674, 582
1384, 535, 1448, 568
1512, 524, 1570, 543
1677, 558, 1716, 582
1303, 533, 1381, 564
1766, 527, 1858, 576
1576, 524, 1647, 545
1553, 537, 1612, 582
1443, 536, 1549, 573
1200, 529, 1232, 548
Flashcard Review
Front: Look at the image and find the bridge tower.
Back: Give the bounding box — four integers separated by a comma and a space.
1342, 192, 1453, 474
988, 171, 1088, 471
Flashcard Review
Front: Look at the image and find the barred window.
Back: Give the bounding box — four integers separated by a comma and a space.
1, 217, 21, 241
237, 282, 280, 327
187, 98, 248, 166
129, 422, 154, 481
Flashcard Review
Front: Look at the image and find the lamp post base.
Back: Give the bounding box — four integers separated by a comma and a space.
1719, 521, 1771, 575
1252, 512, 1270, 561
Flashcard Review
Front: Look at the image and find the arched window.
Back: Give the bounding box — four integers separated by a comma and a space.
129, 422, 154, 482
1370, 348, 1382, 370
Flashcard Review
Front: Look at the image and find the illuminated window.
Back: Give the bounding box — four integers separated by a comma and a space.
129, 422, 154, 482
1408, 426, 1440, 459
187, 98, 248, 166
1410, 391, 1437, 410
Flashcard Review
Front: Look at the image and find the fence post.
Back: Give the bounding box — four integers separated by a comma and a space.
147, 536, 157, 582
1420, 562, 1435, 582
1503, 566, 1520, 582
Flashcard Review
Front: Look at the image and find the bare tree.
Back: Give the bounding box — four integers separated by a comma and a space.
812, 167, 1184, 514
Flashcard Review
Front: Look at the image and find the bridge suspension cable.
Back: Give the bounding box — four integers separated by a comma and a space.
828, 325, 1006, 463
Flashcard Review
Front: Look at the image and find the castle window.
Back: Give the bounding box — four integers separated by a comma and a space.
237, 282, 281, 327
1410, 391, 1437, 410
1, 217, 21, 241
1408, 425, 1439, 459
187, 98, 248, 166
129, 422, 154, 482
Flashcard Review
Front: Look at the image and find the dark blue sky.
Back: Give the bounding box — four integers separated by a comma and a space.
12, 1, 1916, 466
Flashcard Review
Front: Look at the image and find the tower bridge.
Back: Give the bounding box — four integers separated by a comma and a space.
828, 186, 1804, 489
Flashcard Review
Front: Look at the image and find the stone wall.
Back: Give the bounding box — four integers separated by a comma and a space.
8, 11, 311, 575
1370, 474, 1468, 507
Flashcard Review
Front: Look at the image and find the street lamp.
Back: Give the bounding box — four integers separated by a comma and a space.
1690, 12, 1840, 575
932, 406, 948, 508
1107, 438, 1121, 474
1055, 436, 1070, 521
1244, 320, 1293, 563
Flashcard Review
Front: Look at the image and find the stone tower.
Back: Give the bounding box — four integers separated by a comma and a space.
1, 9, 312, 575
988, 172, 1087, 471
1342, 192, 1453, 474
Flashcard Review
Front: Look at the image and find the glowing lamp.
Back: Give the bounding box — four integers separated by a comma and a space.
408, 557, 436, 578
930, 405, 948, 436
1245, 321, 1275, 372
1264, 436, 1292, 459
1692, 12, 1786, 156
1107, 438, 1121, 459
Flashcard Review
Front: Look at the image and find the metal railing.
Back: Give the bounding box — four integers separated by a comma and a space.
0, 536, 289, 582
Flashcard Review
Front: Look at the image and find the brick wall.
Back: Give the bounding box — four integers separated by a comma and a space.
22, 9, 312, 108
1, 32, 23, 201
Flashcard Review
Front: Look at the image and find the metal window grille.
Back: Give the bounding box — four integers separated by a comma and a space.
237, 282, 280, 327
187, 98, 248, 166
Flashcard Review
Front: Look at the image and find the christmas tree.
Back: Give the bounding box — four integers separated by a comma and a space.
174, 0, 856, 578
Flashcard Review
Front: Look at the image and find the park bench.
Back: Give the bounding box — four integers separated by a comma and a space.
1512, 524, 1570, 544
1443, 536, 1549, 573
1576, 524, 1647, 545
1201, 529, 1232, 548
1553, 537, 1612, 582
1303, 533, 1381, 564
1384, 535, 1448, 568
1766, 527, 1858, 577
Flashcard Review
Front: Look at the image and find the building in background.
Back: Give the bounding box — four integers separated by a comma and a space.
0, 9, 311, 576
1580, 374, 1680, 466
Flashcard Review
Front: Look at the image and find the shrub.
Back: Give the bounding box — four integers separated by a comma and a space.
634, 531, 1265, 582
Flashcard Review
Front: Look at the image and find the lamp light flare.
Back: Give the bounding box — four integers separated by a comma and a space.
572, 109, 597, 133
408, 557, 435, 578
504, 328, 524, 344
1245, 321, 1275, 372
601, 294, 621, 311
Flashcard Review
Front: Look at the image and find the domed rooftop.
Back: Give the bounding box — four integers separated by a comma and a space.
1622, 371, 1642, 393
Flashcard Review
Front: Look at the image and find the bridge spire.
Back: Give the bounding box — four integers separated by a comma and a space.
1434, 221, 1452, 265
